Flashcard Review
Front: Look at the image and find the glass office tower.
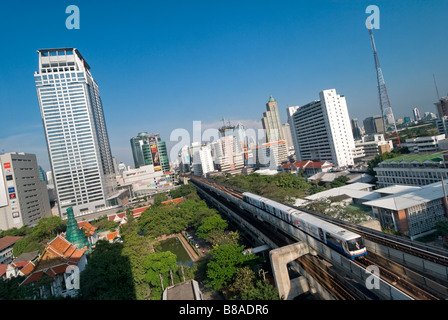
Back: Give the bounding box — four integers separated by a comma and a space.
34, 48, 116, 217
130, 132, 170, 173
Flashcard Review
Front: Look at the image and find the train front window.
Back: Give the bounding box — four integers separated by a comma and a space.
347, 238, 365, 251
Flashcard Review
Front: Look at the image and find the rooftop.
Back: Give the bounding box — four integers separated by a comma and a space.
364, 181, 448, 211
0, 236, 23, 251
382, 153, 443, 163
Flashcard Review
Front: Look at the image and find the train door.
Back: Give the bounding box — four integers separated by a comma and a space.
318, 228, 325, 242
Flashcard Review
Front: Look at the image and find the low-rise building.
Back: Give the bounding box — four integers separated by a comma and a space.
364, 181, 448, 239
281, 160, 333, 178
20, 234, 88, 298
118, 164, 174, 197
374, 152, 448, 188
404, 134, 445, 154
353, 134, 393, 161
0, 236, 23, 265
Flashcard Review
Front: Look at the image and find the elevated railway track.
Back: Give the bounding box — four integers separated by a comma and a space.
189, 175, 448, 300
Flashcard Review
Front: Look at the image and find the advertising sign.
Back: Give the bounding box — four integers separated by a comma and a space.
9, 193, 16, 200
8, 187, 15, 194
3, 163, 11, 169
149, 137, 162, 171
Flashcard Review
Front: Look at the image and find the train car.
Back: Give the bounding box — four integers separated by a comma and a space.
242, 192, 367, 259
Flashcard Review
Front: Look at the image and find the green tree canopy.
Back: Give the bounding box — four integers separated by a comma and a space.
196, 214, 228, 240
206, 244, 258, 291
79, 240, 135, 300
143, 251, 177, 287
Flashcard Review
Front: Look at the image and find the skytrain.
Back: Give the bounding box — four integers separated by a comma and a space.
242, 192, 367, 259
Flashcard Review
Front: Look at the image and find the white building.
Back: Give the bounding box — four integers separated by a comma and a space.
0, 153, 52, 230
353, 134, 393, 161
192, 144, 215, 176
404, 134, 445, 154
211, 135, 245, 173
288, 89, 355, 168
374, 152, 448, 188
118, 165, 174, 197
34, 48, 119, 218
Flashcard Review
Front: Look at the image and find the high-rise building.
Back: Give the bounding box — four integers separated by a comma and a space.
262, 95, 284, 143
282, 123, 294, 156
350, 119, 362, 141
363, 116, 385, 135
130, 132, 170, 173
191, 143, 214, 176
34, 48, 118, 218
252, 140, 288, 170
288, 89, 355, 168
412, 107, 421, 121
0, 153, 52, 230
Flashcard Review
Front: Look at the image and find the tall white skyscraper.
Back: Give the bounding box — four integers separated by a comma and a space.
34, 48, 117, 218
288, 89, 355, 168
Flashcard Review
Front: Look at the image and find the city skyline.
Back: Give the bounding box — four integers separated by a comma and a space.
1, 1, 448, 170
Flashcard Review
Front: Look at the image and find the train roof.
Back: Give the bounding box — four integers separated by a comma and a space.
243, 192, 362, 241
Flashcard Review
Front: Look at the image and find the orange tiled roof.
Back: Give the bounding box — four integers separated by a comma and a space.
78, 221, 97, 236
20, 235, 87, 286
20, 261, 36, 276
106, 231, 118, 241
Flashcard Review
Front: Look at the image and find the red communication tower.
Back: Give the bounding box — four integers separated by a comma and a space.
368, 26, 402, 148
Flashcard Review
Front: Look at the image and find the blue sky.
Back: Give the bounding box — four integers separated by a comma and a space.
1, 0, 447, 171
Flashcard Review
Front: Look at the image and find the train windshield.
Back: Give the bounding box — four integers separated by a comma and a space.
347, 237, 365, 251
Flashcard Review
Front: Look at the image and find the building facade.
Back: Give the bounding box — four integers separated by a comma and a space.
118, 165, 174, 197
34, 48, 118, 218
374, 153, 448, 188
252, 140, 288, 170
0, 153, 52, 230
405, 134, 445, 154
262, 95, 284, 143
363, 116, 384, 135
192, 143, 215, 176
288, 89, 355, 168
364, 181, 448, 239
130, 132, 170, 173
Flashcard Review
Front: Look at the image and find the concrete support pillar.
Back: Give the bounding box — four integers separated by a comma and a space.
269, 241, 310, 300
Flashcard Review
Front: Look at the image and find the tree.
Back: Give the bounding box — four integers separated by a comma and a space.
436, 221, 448, 237
31, 216, 66, 242
367, 152, 401, 177
143, 251, 178, 299
153, 192, 168, 206
121, 229, 153, 299
206, 244, 258, 291
170, 184, 197, 199
331, 175, 350, 188
196, 214, 228, 240
240, 279, 280, 300
79, 240, 135, 300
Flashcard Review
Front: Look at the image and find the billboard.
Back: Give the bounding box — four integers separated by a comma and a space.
149, 137, 162, 171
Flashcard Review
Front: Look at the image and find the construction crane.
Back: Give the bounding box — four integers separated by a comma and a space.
367, 24, 402, 148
